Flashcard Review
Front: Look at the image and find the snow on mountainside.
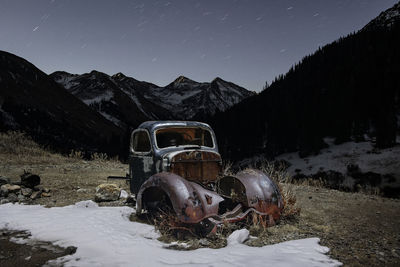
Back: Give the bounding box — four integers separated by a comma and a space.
51, 71, 171, 128
51, 72, 254, 125
363, 2, 400, 29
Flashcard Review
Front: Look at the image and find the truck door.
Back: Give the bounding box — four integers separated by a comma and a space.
129, 129, 155, 194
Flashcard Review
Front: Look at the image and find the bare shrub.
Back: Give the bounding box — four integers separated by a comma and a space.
221, 161, 234, 176
90, 152, 108, 161
68, 150, 84, 159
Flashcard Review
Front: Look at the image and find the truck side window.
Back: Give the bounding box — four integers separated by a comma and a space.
132, 131, 151, 152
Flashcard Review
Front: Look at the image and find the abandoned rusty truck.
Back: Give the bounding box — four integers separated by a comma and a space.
111, 121, 283, 230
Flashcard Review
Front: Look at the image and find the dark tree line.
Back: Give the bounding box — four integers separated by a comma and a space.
208, 22, 400, 160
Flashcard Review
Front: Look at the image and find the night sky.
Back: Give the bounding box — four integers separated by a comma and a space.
0, 0, 397, 91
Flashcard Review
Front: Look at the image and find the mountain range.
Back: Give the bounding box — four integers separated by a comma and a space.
0, 52, 254, 155
50, 71, 254, 128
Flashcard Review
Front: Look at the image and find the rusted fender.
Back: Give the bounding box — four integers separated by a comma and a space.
136, 172, 224, 224
217, 169, 284, 221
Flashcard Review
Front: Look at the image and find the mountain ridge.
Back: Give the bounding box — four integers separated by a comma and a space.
51, 71, 255, 123
0, 50, 124, 155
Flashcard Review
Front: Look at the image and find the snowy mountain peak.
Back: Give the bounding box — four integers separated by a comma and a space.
112, 72, 126, 79
212, 77, 224, 83
363, 2, 400, 30
175, 75, 193, 83
168, 75, 200, 89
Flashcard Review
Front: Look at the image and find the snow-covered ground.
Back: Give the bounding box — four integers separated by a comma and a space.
276, 137, 400, 179
0, 201, 341, 267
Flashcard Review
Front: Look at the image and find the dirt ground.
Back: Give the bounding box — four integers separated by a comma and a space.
1, 155, 400, 266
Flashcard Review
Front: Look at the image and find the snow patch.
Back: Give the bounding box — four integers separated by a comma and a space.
99, 111, 122, 127
276, 138, 400, 178
82, 90, 113, 105
227, 229, 249, 245
0, 201, 341, 267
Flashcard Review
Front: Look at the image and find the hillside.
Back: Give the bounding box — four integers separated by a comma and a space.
208, 2, 400, 160
0, 51, 124, 155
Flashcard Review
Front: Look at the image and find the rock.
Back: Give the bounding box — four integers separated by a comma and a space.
20, 173, 41, 188
0, 184, 9, 197
1, 184, 20, 196
21, 187, 33, 197
43, 188, 50, 193
17, 194, 25, 202
41, 192, 52, 197
95, 184, 121, 202
77, 188, 89, 193
0, 199, 9, 204
30, 191, 41, 200
7, 193, 18, 203
8, 184, 21, 193
0, 176, 10, 186
65, 246, 77, 255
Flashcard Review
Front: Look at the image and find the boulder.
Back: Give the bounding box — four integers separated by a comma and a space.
95, 184, 121, 202
20, 173, 41, 188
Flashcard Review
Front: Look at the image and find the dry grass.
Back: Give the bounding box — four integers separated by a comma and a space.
0, 131, 71, 164
0, 131, 120, 165
221, 161, 234, 176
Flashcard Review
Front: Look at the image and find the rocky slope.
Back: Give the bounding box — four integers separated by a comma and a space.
363, 2, 400, 29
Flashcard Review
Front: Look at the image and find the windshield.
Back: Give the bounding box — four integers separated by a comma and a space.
155, 127, 214, 149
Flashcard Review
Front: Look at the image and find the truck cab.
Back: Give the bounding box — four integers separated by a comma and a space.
129, 121, 221, 193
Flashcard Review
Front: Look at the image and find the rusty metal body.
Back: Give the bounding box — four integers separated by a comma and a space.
129, 121, 283, 225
